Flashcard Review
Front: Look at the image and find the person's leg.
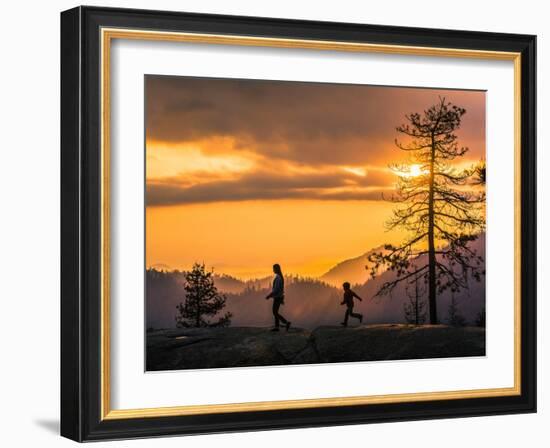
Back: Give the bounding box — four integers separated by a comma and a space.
349, 306, 363, 323
275, 299, 288, 325
342, 307, 350, 326
272, 300, 280, 328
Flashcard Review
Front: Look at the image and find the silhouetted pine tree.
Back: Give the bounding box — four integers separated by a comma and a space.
367, 98, 485, 324
176, 263, 232, 328
446, 293, 466, 327
403, 269, 427, 325
473, 159, 486, 185
475, 307, 486, 327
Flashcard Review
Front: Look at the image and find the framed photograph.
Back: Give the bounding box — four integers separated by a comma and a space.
60, 6, 536, 441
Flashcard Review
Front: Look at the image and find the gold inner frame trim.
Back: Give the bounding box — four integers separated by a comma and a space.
100, 27, 522, 421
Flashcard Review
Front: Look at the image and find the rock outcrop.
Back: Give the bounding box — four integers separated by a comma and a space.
146, 324, 485, 371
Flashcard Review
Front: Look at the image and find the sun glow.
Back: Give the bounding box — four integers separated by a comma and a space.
393, 163, 428, 178
409, 164, 424, 177
342, 166, 367, 177
146, 141, 257, 179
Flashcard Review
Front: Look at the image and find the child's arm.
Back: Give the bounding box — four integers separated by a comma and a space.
352, 290, 363, 301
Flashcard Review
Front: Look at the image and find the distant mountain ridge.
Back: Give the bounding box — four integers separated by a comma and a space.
320, 245, 387, 287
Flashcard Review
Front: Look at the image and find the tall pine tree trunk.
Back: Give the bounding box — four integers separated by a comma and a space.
428, 137, 438, 324
414, 275, 419, 325
196, 302, 201, 327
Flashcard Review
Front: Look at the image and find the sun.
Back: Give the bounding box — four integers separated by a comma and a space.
391, 163, 427, 178
409, 164, 424, 177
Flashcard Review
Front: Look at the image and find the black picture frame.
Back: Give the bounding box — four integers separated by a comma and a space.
61, 5, 536, 442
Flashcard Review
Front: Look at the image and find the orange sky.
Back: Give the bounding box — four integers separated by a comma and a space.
145, 76, 486, 279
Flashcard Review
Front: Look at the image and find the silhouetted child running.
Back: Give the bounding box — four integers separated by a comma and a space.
340, 282, 363, 327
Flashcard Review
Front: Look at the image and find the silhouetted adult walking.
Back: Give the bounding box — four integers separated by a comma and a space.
265, 264, 291, 332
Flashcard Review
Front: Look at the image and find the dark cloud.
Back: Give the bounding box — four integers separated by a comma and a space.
146, 76, 485, 206
146, 169, 392, 206
146, 75, 486, 166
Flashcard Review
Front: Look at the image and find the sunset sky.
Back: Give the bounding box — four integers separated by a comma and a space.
145, 76, 485, 279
